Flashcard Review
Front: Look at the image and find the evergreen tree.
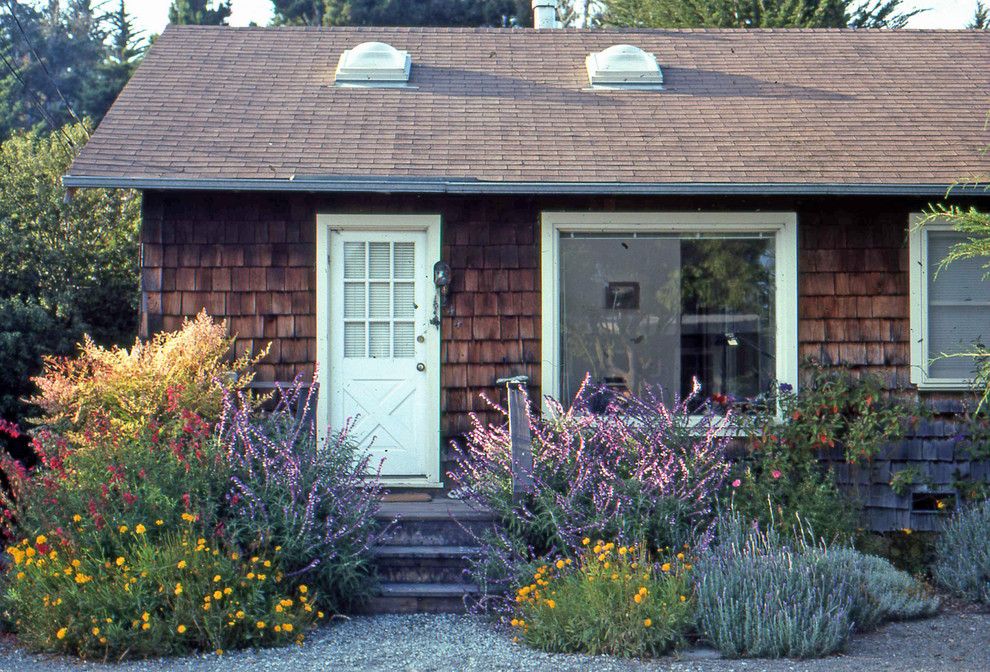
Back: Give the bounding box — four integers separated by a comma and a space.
0, 0, 145, 139
600, 0, 919, 29
168, 0, 232, 25
272, 0, 531, 27
970, 1, 988, 29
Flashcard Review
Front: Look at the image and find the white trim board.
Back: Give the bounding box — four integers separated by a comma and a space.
540, 211, 799, 402
316, 213, 443, 487
908, 213, 978, 391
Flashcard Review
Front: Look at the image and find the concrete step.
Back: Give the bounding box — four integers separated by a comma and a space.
372, 545, 480, 583
362, 582, 480, 614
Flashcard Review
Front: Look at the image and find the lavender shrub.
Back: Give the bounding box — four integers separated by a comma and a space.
449, 377, 732, 609
218, 375, 387, 613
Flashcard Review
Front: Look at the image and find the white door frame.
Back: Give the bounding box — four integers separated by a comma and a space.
316, 213, 443, 487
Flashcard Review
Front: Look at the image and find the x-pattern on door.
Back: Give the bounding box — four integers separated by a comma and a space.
319, 216, 441, 485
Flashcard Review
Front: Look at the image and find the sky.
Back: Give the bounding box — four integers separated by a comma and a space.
128, 0, 983, 36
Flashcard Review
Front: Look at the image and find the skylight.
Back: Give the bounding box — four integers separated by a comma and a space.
586, 45, 663, 89
334, 41, 411, 87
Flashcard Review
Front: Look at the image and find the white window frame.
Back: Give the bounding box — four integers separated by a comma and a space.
909, 212, 978, 390
540, 211, 799, 403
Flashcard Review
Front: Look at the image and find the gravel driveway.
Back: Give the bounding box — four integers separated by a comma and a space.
0, 610, 986, 672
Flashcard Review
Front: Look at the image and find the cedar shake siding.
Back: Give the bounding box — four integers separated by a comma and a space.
141, 191, 946, 423
140, 191, 987, 530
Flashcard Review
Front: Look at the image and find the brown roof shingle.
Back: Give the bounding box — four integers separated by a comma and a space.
65, 25, 990, 194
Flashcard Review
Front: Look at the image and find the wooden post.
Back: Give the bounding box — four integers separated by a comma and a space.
497, 375, 533, 504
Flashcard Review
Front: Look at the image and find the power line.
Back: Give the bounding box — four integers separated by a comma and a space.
3, 0, 89, 138
0, 39, 77, 152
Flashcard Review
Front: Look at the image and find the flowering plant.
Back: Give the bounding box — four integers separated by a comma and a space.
450, 377, 731, 609
511, 539, 694, 657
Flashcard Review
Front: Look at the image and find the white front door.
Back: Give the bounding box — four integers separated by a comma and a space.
318, 216, 441, 484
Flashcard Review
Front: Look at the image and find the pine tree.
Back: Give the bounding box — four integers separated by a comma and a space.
970, 1, 988, 29
271, 0, 531, 27
168, 0, 232, 25
599, 0, 918, 29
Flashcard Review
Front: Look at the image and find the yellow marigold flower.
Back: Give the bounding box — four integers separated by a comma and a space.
56, 627, 67, 640
634, 594, 642, 604
644, 618, 652, 628
236, 610, 245, 619
35, 535, 47, 545
71, 559, 80, 568
25, 547, 35, 558
582, 537, 590, 546
256, 621, 266, 629
593, 545, 602, 554
231, 552, 240, 560
142, 612, 150, 622
213, 574, 221, 583
177, 560, 187, 569
546, 599, 556, 609
251, 556, 259, 563
283, 623, 294, 633
299, 585, 308, 594
680, 595, 687, 602
275, 605, 283, 613
181, 513, 195, 522
618, 546, 628, 555
174, 583, 183, 596
118, 525, 128, 534
216, 649, 224, 656
72, 515, 82, 523
603, 561, 610, 569
685, 563, 693, 570
677, 552, 685, 560
246, 572, 255, 580
317, 611, 325, 619
902, 528, 913, 535
116, 557, 125, 566
99, 637, 107, 644
275, 546, 282, 552
15, 571, 25, 580
263, 560, 271, 568
510, 618, 519, 627
554, 559, 564, 569
177, 624, 187, 634
274, 625, 282, 633
213, 590, 222, 600
155, 520, 164, 526
91, 627, 100, 636
142, 623, 150, 631
223, 587, 232, 595
135, 524, 146, 535
661, 563, 671, 572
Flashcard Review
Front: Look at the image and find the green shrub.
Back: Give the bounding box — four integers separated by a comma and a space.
934, 500, 990, 604
512, 541, 694, 657
695, 514, 854, 659
822, 547, 939, 631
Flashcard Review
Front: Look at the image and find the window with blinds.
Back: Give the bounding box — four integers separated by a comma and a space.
342, 241, 416, 359
924, 230, 990, 380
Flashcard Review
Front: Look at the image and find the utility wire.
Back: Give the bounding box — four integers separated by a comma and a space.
2, 0, 88, 139
0, 38, 77, 152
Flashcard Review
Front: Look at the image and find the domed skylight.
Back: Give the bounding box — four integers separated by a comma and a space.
586, 45, 663, 89
335, 41, 411, 86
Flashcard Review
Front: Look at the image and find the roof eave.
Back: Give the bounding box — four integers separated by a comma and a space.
60, 175, 987, 197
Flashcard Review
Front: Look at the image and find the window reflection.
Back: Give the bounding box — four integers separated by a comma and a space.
559, 233, 775, 404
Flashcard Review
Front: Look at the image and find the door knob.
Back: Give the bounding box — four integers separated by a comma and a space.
416, 363, 426, 372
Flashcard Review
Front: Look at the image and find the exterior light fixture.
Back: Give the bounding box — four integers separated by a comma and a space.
433, 261, 451, 306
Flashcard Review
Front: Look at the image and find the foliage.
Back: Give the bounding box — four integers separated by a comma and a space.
272, 0, 531, 26
822, 547, 938, 631
695, 514, 854, 659
971, 1, 988, 29
450, 378, 731, 609
0, 1, 144, 139
0, 318, 379, 658
933, 500, 990, 604
220, 377, 386, 613
168, 0, 232, 25
29, 311, 261, 441
727, 366, 918, 542
3, 523, 319, 658
855, 530, 938, 577
0, 122, 140, 450
599, 0, 920, 28
511, 540, 694, 657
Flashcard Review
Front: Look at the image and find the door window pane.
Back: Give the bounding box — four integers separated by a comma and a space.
559, 233, 775, 403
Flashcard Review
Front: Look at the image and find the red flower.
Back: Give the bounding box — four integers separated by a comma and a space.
182, 493, 191, 509
771, 469, 782, 479
731, 479, 741, 488
122, 492, 137, 506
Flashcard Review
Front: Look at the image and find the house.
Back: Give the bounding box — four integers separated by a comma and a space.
65, 22, 990, 535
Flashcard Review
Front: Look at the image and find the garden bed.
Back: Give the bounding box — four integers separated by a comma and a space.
0, 608, 986, 672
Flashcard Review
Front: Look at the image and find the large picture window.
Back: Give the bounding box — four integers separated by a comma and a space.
542, 213, 797, 405
909, 215, 990, 388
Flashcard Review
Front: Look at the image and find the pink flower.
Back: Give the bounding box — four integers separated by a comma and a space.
771, 470, 782, 480
731, 479, 741, 488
